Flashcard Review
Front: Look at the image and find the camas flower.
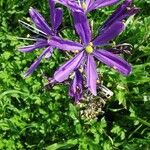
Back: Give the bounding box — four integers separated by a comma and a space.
48, 12, 132, 96
100, 0, 139, 33
54, 0, 119, 13
99, 0, 139, 55
19, 0, 63, 77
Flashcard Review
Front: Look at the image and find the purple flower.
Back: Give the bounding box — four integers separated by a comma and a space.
19, 0, 63, 77
54, 0, 119, 13
100, 0, 140, 33
69, 69, 83, 102
48, 12, 132, 96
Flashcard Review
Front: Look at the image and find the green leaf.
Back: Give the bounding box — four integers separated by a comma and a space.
46, 139, 78, 150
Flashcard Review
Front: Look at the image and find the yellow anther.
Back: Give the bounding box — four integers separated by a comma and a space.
82, 2, 87, 11
89, 42, 93, 46
27, 34, 30, 38
112, 41, 116, 46
26, 17, 31, 22
85, 43, 93, 54
74, 50, 79, 53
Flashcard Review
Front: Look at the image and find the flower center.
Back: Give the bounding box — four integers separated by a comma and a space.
82, 2, 87, 11
85, 42, 93, 54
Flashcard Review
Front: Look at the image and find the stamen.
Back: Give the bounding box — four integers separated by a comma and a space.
74, 50, 79, 54
126, 7, 131, 11
76, 86, 81, 92
89, 42, 93, 46
27, 34, 30, 38
96, 79, 100, 84
19, 20, 47, 37
26, 17, 31, 22
79, 67, 84, 73
77, 0, 81, 6
82, 2, 87, 11
113, 66, 117, 70
17, 37, 37, 41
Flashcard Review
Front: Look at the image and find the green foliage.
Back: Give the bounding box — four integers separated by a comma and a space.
0, 0, 150, 149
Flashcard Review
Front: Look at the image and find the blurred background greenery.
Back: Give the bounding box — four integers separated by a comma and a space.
0, 0, 150, 149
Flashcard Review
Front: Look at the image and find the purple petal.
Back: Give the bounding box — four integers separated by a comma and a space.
45, 47, 53, 58
29, 7, 53, 35
93, 21, 125, 46
54, 51, 85, 82
54, 8, 63, 29
48, 36, 83, 51
100, 0, 139, 32
88, 0, 118, 12
49, 0, 63, 30
72, 12, 91, 44
49, 0, 55, 28
54, 0, 83, 13
93, 49, 132, 76
69, 70, 83, 102
19, 39, 48, 52
86, 54, 97, 95
86, 0, 94, 10
24, 46, 52, 77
